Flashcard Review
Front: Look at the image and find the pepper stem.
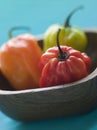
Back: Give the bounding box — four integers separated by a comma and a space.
57, 29, 68, 61
8, 26, 31, 39
64, 5, 84, 27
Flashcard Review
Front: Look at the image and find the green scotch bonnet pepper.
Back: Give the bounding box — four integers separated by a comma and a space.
43, 6, 87, 52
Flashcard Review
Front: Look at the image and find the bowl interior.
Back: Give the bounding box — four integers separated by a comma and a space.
0, 30, 97, 91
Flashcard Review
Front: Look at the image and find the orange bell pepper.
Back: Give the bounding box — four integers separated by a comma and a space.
0, 34, 43, 90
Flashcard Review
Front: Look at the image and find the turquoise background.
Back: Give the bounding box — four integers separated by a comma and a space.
0, 0, 97, 129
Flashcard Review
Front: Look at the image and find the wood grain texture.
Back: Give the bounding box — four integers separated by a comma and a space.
0, 29, 97, 121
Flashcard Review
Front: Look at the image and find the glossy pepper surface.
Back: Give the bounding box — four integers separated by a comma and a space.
0, 34, 43, 90
39, 30, 91, 88
43, 6, 87, 52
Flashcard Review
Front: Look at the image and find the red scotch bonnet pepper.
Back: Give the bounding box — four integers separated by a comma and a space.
39, 29, 92, 88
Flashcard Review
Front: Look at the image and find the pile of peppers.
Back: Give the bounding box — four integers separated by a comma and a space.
0, 7, 92, 90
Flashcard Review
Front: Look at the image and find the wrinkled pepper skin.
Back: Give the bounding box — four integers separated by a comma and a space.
39, 46, 91, 88
0, 34, 43, 90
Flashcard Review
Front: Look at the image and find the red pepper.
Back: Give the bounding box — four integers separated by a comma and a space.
39, 29, 91, 88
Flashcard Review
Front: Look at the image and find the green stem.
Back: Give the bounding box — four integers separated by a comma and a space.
57, 29, 68, 61
8, 26, 31, 39
64, 5, 84, 27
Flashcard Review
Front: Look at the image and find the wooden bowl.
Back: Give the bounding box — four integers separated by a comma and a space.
0, 29, 97, 121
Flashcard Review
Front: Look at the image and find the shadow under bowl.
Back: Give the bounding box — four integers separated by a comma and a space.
0, 29, 97, 121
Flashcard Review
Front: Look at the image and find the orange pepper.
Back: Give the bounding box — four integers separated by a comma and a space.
0, 34, 43, 90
